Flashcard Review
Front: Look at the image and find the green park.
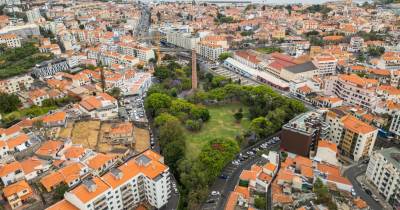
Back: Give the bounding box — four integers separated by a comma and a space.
144, 59, 306, 209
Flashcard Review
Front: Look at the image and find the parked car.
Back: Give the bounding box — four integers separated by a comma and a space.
211, 191, 220, 196
365, 189, 372, 195
372, 195, 379, 202
219, 174, 229, 179
351, 188, 356, 196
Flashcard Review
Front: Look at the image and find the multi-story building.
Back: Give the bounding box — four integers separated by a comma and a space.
166, 31, 200, 50
201, 35, 228, 49
0, 74, 33, 94
223, 57, 289, 90
325, 111, 378, 162
378, 52, 400, 70
0, 0, 21, 5
233, 50, 261, 69
0, 23, 40, 38
47, 150, 171, 210
117, 43, 155, 62
29, 88, 49, 106
0, 33, 20, 48
26, 8, 42, 23
99, 52, 139, 68
389, 111, 400, 139
324, 108, 347, 145
79, 93, 119, 120
197, 41, 225, 61
348, 36, 364, 52
281, 111, 329, 157
325, 74, 378, 109
313, 53, 337, 76
3, 180, 33, 209
280, 61, 319, 82
0, 161, 25, 186
32, 58, 70, 78
126, 72, 152, 96
366, 147, 400, 209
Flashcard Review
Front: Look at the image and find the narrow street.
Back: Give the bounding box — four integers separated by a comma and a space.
343, 164, 381, 210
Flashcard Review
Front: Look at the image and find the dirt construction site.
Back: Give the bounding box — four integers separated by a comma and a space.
58, 120, 150, 154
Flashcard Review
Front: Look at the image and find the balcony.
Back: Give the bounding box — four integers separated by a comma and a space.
93, 197, 107, 207
122, 191, 133, 200
94, 201, 107, 210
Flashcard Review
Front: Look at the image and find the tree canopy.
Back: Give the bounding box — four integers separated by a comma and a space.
0, 93, 21, 113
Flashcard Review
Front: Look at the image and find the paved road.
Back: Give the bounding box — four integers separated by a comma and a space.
161, 175, 180, 210
135, 4, 150, 37
343, 164, 381, 210
374, 136, 399, 149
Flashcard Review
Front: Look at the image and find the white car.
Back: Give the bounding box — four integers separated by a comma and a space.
211, 191, 220, 196
351, 189, 356, 196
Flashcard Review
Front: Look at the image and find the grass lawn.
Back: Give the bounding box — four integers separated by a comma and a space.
255, 46, 282, 54
2, 106, 57, 123
184, 104, 250, 159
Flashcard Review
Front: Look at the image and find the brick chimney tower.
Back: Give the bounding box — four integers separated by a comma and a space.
191, 48, 197, 90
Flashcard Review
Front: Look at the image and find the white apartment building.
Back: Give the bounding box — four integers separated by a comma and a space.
99, 52, 139, 68
325, 111, 378, 162
233, 51, 260, 69
0, 0, 21, 5
313, 53, 337, 76
0, 74, 33, 94
166, 31, 200, 50
0, 161, 25, 186
0, 33, 21, 48
348, 36, 364, 52
26, 8, 42, 23
389, 111, 400, 138
197, 42, 225, 61
125, 72, 152, 96
325, 74, 378, 109
49, 150, 171, 210
118, 43, 155, 62
366, 147, 400, 208
201, 35, 229, 49
0, 23, 40, 38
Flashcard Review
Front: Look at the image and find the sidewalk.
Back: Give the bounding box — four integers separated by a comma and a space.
356, 175, 393, 210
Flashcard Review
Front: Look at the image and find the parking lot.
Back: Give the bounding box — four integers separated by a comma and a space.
123, 95, 147, 122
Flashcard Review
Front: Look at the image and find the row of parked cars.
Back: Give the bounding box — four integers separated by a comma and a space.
360, 183, 380, 202
231, 136, 281, 166
123, 96, 146, 121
